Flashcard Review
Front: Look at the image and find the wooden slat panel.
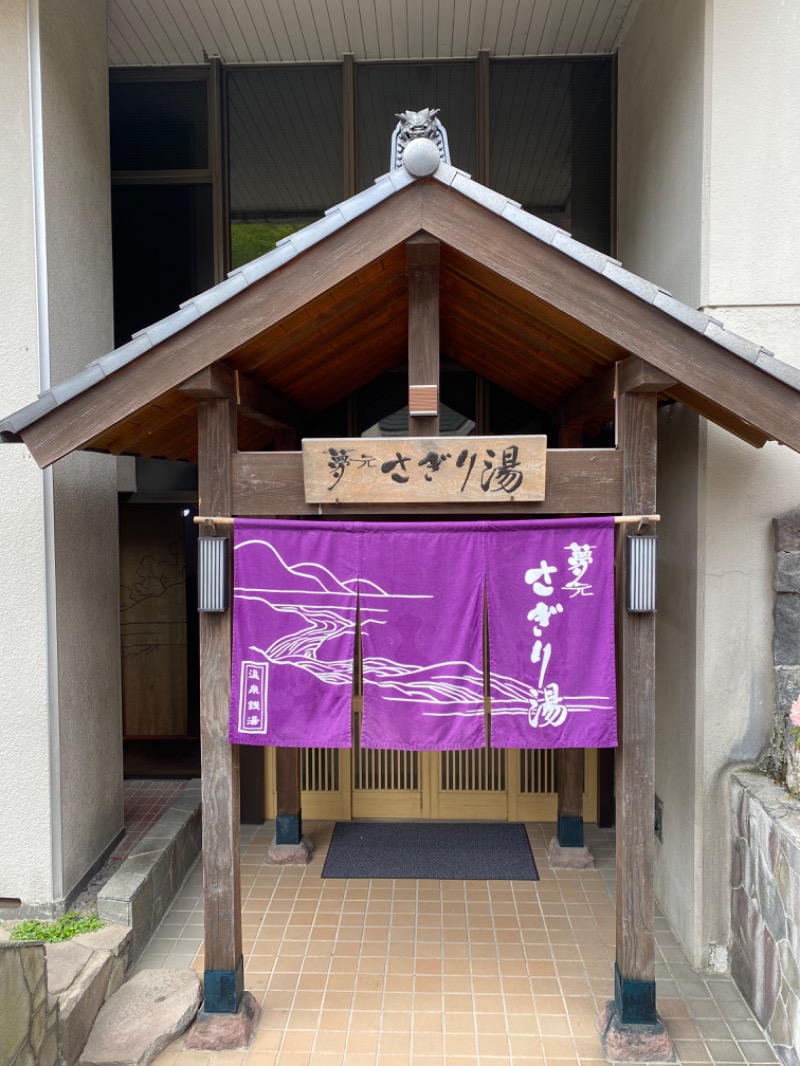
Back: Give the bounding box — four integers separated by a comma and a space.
232, 448, 623, 515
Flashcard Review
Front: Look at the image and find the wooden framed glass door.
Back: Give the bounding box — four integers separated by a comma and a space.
271, 697, 599, 822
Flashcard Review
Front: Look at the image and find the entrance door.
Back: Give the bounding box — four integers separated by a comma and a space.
279, 696, 599, 822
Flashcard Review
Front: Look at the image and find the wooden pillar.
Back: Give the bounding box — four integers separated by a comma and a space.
198, 398, 244, 1013
406, 236, 440, 437
614, 387, 658, 1025
557, 421, 585, 847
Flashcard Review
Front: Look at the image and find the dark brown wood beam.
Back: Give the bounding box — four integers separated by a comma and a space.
230, 448, 624, 516
21, 183, 426, 468
613, 385, 659, 1027
557, 357, 675, 427
275, 747, 302, 846
407, 235, 440, 437
179, 363, 303, 431
420, 180, 800, 451
198, 397, 244, 1013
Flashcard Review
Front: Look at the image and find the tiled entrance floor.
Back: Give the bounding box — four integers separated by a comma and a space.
117, 779, 187, 859
140, 822, 778, 1066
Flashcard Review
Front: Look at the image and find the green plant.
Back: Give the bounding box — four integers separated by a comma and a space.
10, 911, 104, 943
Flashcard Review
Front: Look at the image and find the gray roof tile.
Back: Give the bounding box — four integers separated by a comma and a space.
432, 162, 471, 187
552, 232, 619, 272
704, 321, 762, 364
500, 204, 565, 245
133, 304, 200, 347
232, 241, 298, 284
336, 179, 397, 221
0, 392, 58, 436
653, 292, 713, 333
288, 209, 347, 253
48, 364, 106, 405
451, 173, 519, 215
89, 334, 153, 376
186, 273, 249, 316
756, 350, 800, 390
600, 262, 666, 303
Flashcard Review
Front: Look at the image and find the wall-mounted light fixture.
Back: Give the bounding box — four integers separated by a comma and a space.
626, 535, 657, 613
198, 536, 229, 612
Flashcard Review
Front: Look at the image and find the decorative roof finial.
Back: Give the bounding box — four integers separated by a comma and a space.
391, 108, 450, 176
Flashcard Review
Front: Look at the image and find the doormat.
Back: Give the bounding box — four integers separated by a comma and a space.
321, 821, 539, 881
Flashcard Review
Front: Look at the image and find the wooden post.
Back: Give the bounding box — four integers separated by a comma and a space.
407, 236, 440, 437
198, 398, 244, 1013
614, 386, 658, 1025
557, 421, 585, 847
276, 747, 302, 844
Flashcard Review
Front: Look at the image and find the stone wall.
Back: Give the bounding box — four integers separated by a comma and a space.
762, 507, 800, 789
0, 941, 58, 1066
730, 771, 800, 1066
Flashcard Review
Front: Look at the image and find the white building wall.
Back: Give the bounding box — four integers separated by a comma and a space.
39, 0, 124, 901
0, 0, 56, 910
0, 0, 121, 913
619, 0, 800, 969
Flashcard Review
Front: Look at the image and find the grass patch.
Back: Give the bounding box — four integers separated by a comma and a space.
230, 220, 314, 269
11, 911, 104, 943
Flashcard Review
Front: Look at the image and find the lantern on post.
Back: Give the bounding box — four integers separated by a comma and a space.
198, 536, 229, 612
626, 534, 657, 613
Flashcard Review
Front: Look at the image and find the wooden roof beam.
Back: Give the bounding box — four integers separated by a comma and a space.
179, 363, 303, 431
557, 357, 675, 427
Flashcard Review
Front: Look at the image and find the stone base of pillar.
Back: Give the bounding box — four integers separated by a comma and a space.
267, 835, 314, 865
546, 836, 596, 869
596, 1001, 675, 1063
186, 991, 260, 1050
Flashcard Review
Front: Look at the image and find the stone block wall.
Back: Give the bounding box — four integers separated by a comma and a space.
731, 771, 800, 1066
0, 941, 58, 1066
97, 780, 201, 960
763, 508, 800, 789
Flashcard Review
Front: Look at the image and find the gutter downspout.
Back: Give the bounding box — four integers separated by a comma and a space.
28, 0, 63, 907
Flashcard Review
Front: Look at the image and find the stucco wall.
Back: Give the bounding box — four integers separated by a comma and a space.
616, 0, 707, 306
39, 0, 123, 898
653, 405, 701, 957
620, 0, 800, 969
0, 0, 120, 910
0, 0, 54, 908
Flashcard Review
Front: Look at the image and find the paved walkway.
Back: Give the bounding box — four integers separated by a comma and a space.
136, 822, 779, 1066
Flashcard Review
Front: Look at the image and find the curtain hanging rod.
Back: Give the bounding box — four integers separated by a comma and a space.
193, 514, 661, 526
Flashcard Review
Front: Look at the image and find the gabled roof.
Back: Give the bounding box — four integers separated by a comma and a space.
3, 158, 800, 467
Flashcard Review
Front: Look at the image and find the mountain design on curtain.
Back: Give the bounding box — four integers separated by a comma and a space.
229, 518, 617, 750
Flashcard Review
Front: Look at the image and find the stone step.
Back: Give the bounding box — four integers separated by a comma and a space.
79, 969, 201, 1066
46, 925, 132, 1066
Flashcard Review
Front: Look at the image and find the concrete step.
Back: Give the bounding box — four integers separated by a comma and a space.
79, 969, 201, 1066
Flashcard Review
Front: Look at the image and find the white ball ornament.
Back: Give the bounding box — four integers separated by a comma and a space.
402, 137, 441, 177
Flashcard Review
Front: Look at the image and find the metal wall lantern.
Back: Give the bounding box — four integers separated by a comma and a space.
626, 535, 657, 613
198, 536, 229, 612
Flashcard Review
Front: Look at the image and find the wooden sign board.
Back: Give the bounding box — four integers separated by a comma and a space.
302, 436, 547, 504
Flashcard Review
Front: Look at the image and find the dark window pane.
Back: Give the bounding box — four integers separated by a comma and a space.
490, 59, 612, 253
110, 80, 208, 171
227, 66, 343, 269
357, 63, 476, 188
111, 184, 214, 347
